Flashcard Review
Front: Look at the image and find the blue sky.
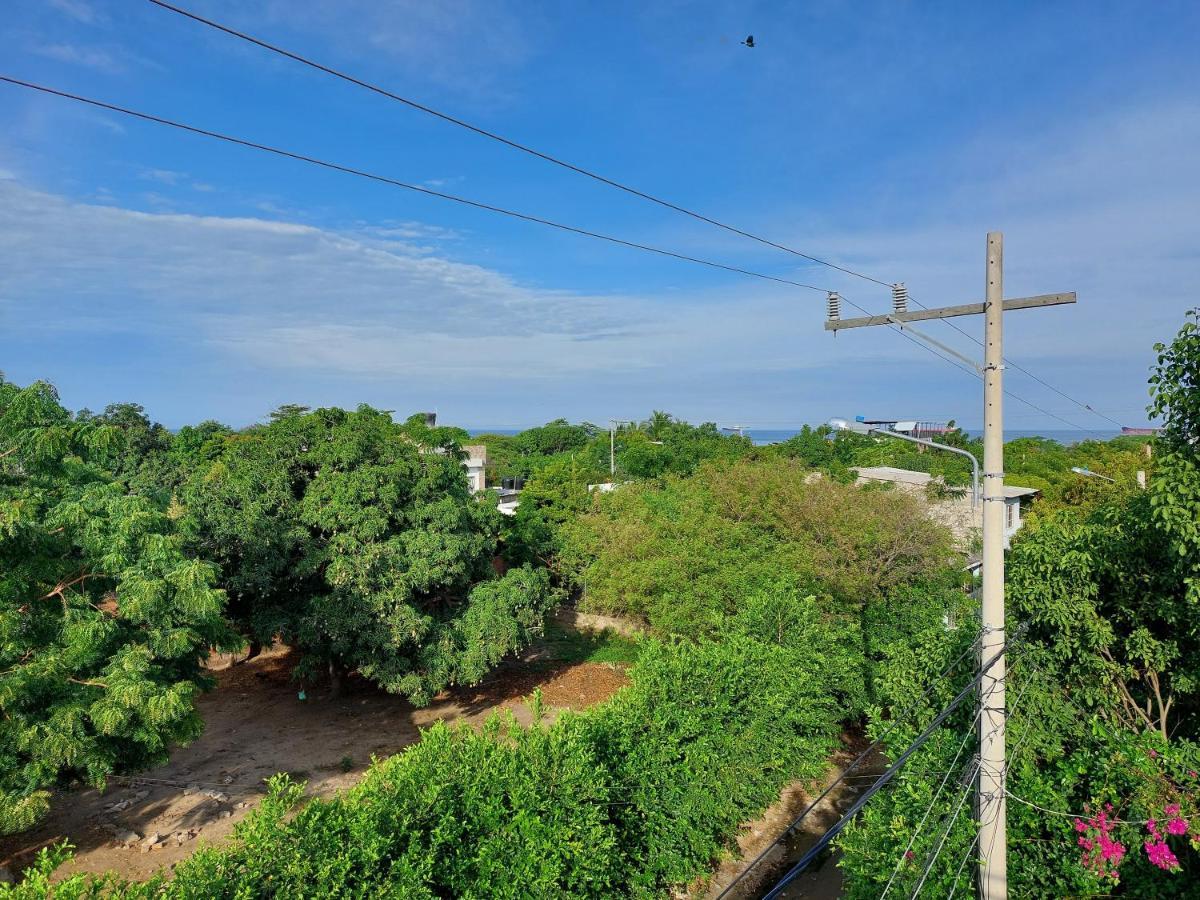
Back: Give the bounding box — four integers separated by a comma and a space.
1, 0, 1197, 431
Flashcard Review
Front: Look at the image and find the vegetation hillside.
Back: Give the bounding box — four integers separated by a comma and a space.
2, 311, 1196, 897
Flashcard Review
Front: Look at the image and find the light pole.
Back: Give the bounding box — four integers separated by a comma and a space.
1070, 465, 1115, 483
828, 418, 980, 509
609, 419, 634, 477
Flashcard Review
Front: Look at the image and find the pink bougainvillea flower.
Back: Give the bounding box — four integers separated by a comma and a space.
1077, 809, 1126, 881
1145, 839, 1181, 871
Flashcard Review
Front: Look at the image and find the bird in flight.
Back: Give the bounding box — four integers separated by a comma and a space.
741, 34, 755, 48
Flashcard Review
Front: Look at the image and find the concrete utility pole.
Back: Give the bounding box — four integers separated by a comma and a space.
979, 233, 1007, 898
609, 419, 633, 477
825, 234, 1076, 900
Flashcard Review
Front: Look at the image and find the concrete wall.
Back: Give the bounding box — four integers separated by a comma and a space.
853, 474, 1029, 551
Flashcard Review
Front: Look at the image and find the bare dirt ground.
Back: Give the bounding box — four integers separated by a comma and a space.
699, 734, 886, 900
0, 643, 629, 883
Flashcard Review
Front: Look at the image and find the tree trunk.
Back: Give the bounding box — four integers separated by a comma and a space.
234, 639, 262, 666
328, 657, 346, 699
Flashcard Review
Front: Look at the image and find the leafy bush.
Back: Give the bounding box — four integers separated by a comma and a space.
559, 458, 959, 641
179, 405, 554, 704
0, 379, 238, 834
837, 311, 1200, 898
5, 636, 844, 898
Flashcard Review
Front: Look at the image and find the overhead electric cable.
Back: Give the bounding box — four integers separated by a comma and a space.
1, 75, 1093, 429
906, 757, 981, 900
0, 76, 828, 293
1003, 791, 1197, 825
945, 828, 983, 900
879, 700, 981, 898
717, 628, 993, 900
760, 634, 1025, 900
906, 293, 1124, 429
144, 0, 1126, 431
143, 0, 895, 289
878, 312, 1090, 430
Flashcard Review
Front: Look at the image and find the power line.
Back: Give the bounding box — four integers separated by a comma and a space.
714, 627, 987, 899
906, 757, 981, 899
906, 293, 1126, 429
946, 829, 982, 900
878, 310, 1091, 431
884, 657, 1033, 900
0, 75, 830, 294
0, 76, 1102, 431
879, 700, 981, 898
760, 632, 1029, 900
1003, 790, 1197, 826
144, 0, 1127, 432
143, 0, 895, 290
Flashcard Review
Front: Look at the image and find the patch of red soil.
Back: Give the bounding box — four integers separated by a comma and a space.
0, 645, 628, 885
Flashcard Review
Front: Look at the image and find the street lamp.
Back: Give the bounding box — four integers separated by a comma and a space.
1070, 466, 1115, 482
828, 418, 980, 509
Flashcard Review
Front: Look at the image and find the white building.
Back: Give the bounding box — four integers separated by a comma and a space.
852, 465, 1039, 548
495, 488, 521, 516
462, 445, 488, 494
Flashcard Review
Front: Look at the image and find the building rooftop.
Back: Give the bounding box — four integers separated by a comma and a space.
852, 466, 1039, 498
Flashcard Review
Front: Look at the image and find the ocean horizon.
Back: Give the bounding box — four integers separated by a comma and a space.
467, 427, 1131, 446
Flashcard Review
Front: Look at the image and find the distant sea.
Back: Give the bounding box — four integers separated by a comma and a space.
743, 428, 1123, 447
468, 427, 1126, 447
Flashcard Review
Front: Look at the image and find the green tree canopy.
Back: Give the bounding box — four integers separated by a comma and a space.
180, 404, 554, 704
837, 310, 1200, 896
0, 379, 237, 834
558, 458, 964, 712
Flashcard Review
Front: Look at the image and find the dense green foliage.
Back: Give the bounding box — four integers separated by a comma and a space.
1148, 308, 1200, 608
505, 454, 607, 566
473, 414, 750, 487
2, 314, 1177, 896
561, 459, 956, 631
1, 386, 560, 835
772, 422, 1152, 515
178, 404, 554, 704
836, 631, 1200, 897
3, 636, 843, 898
837, 310, 1200, 897
559, 457, 967, 712
0, 380, 237, 835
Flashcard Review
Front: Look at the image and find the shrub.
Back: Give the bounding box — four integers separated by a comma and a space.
0, 379, 238, 834
4, 636, 843, 898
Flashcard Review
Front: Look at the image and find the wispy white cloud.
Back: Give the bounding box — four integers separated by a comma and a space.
421, 176, 466, 190
0, 92, 1193, 428
32, 42, 122, 73
48, 0, 102, 25
0, 181, 637, 371
215, 0, 536, 101
0, 177, 847, 398
139, 168, 187, 186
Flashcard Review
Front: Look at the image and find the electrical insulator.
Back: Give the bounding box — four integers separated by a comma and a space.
827, 292, 841, 321
892, 283, 909, 314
